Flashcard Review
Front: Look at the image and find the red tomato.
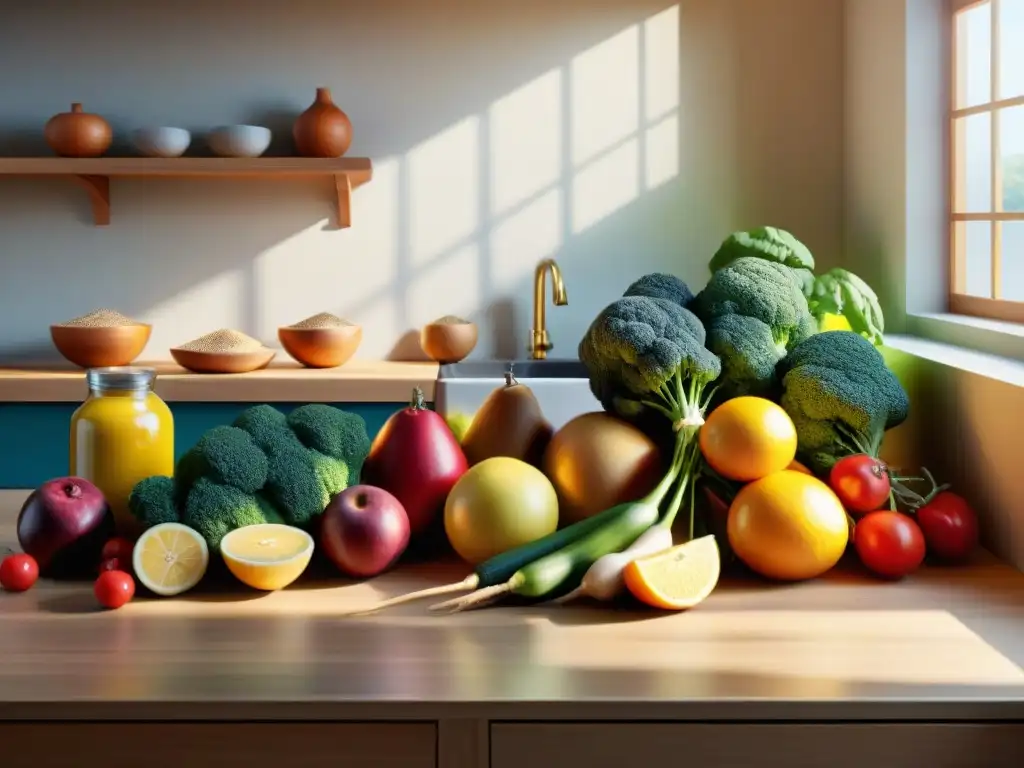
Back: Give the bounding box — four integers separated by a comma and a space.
100, 537, 135, 563
854, 511, 926, 579
0, 554, 39, 592
94, 570, 135, 610
830, 455, 891, 514
916, 491, 979, 562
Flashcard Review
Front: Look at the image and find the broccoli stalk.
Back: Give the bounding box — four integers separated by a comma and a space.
579, 293, 721, 537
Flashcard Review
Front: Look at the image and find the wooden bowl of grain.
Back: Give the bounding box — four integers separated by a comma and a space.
420, 315, 477, 364
51, 309, 152, 368
170, 329, 276, 374
278, 313, 362, 368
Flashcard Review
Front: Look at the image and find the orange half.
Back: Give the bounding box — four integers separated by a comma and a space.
623, 535, 721, 611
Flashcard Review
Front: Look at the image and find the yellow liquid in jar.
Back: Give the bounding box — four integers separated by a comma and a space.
70, 390, 174, 536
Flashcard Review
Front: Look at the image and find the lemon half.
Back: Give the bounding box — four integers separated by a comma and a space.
132, 522, 210, 597
219, 524, 314, 591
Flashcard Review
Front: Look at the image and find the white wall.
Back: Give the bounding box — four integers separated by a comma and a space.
0, 0, 844, 362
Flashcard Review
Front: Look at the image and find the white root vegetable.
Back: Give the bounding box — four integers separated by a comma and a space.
554, 442, 701, 605
553, 524, 674, 603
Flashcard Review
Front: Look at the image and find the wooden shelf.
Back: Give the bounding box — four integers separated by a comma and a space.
0, 157, 373, 228
0, 359, 437, 403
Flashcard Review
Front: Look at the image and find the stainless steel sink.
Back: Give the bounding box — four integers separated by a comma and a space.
435, 358, 601, 431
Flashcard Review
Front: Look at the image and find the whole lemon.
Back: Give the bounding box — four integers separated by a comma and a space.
727, 470, 848, 581
699, 396, 797, 482
444, 456, 559, 565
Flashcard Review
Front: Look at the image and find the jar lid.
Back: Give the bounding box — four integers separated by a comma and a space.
86, 366, 157, 393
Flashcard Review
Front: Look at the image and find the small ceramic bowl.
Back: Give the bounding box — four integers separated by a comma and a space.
420, 320, 478, 364
131, 127, 191, 158
50, 324, 152, 368
170, 347, 276, 374
278, 324, 362, 368
207, 125, 272, 158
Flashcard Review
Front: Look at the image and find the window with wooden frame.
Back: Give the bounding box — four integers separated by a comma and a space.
951, 0, 1024, 323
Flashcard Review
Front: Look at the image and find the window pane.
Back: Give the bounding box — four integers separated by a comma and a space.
1001, 105, 1024, 211
1003, 222, 1024, 301
956, 1, 992, 109
960, 220, 993, 298
954, 113, 992, 212
999, 0, 1024, 99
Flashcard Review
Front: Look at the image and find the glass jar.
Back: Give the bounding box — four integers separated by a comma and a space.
70, 367, 175, 536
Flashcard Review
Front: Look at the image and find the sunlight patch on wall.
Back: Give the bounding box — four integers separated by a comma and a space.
145, 268, 246, 349
572, 139, 640, 234
489, 69, 563, 218
489, 188, 564, 291
251, 157, 402, 339
645, 114, 680, 190
644, 4, 680, 122
407, 243, 481, 326
408, 117, 481, 266
570, 26, 640, 167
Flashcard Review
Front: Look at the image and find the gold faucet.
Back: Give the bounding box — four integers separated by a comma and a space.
529, 258, 568, 360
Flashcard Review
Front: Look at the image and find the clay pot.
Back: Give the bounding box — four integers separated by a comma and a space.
293, 87, 353, 158
44, 103, 113, 158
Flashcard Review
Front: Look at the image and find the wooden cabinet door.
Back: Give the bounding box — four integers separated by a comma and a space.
492, 723, 1024, 768
0, 722, 436, 768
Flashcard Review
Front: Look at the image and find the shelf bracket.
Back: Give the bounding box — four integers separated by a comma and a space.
334, 173, 352, 229
71, 174, 110, 226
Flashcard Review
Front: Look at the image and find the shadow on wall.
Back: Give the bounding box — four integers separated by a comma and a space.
0, 0, 844, 362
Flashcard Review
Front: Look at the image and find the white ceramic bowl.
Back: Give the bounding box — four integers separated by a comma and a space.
207, 125, 272, 158
131, 127, 192, 158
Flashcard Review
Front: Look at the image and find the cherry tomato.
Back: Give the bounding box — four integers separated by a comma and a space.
101, 537, 135, 563
98, 557, 129, 574
916, 491, 979, 563
94, 570, 135, 610
0, 554, 39, 592
830, 455, 891, 514
854, 510, 926, 579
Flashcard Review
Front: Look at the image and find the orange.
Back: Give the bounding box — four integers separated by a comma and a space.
699, 396, 797, 482
623, 535, 721, 610
727, 470, 848, 581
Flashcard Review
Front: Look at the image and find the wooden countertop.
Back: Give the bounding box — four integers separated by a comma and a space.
0, 360, 439, 403
1, 489, 1024, 721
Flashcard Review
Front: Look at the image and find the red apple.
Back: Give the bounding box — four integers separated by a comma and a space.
321, 485, 410, 578
17, 477, 114, 577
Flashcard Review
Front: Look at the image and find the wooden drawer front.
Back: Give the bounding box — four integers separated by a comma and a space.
0, 722, 436, 768
491, 723, 1024, 768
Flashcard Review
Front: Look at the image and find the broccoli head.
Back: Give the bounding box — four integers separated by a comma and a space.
129, 403, 371, 550
287, 404, 371, 479
183, 478, 283, 551
128, 476, 179, 526
777, 330, 909, 474
175, 425, 268, 497
704, 313, 785, 402
578, 295, 720, 424
693, 256, 816, 354
709, 226, 816, 295
623, 273, 694, 308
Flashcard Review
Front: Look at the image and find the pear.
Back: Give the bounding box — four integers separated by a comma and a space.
461, 372, 553, 467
